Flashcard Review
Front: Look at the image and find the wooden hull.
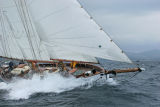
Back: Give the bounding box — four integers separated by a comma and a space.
38, 63, 142, 78
0, 65, 31, 82
0, 62, 142, 82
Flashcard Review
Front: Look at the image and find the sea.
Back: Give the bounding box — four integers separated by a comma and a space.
0, 58, 159, 107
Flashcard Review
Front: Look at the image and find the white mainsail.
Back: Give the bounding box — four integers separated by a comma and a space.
0, 0, 132, 63
0, 0, 50, 61
0, 9, 24, 59
0, 0, 98, 63
27, 0, 132, 63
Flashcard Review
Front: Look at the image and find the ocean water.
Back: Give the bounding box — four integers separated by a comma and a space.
0, 59, 159, 107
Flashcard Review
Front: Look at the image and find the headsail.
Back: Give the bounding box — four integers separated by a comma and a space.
0, 0, 132, 63
27, 0, 132, 63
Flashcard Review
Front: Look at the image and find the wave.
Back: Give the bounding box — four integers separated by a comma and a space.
0, 73, 118, 100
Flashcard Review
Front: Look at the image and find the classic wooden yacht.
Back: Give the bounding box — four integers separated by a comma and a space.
0, 0, 144, 82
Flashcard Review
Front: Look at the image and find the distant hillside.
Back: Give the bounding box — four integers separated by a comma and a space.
126, 50, 160, 61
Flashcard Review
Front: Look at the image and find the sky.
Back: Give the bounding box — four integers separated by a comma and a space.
80, 0, 160, 53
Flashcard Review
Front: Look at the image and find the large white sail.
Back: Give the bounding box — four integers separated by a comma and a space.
0, 0, 132, 63
0, 0, 50, 61
0, 8, 24, 59
27, 0, 132, 63
0, 0, 97, 63
44, 44, 98, 63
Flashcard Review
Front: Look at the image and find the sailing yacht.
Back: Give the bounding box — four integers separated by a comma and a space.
0, 0, 144, 82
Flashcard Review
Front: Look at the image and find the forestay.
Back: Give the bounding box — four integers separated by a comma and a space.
27, 0, 132, 63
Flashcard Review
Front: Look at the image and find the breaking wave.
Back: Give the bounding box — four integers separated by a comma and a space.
0, 73, 118, 100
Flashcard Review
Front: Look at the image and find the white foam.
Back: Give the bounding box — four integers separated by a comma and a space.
0, 73, 118, 100
106, 74, 118, 86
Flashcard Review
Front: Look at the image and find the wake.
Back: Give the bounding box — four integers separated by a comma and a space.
0, 73, 118, 100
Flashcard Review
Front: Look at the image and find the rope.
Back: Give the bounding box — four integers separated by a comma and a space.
15, 0, 35, 58
119, 71, 141, 83
20, 0, 38, 59
95, 76, 103, 82
14, 0, 38, 59
23, 0, 41, 59
0, 10, 10, 57
3, 12, 13, 58
3, 11, 26, 59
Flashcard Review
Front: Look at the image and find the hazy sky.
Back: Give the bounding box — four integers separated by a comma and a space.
80, 0, 160, 52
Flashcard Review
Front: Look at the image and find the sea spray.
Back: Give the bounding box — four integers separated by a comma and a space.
0, 73, 118, 100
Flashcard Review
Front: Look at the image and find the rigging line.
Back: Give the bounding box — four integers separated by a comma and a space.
4, 33, 11, 57
0, 10, 8, 57
4, 12, 25, 59
37, 6, 70, 22
23, 0, 40, 44
20, 0, 36, 49
2, 0, 21, 8
4, 14, 21, 40
120, 71, 141, 83
0, 10, 6, 56
15, 0, 37, 59
95, 76, 103, 82
129, 71, 141, 79
77, 0, 132, 63
17, 0, 42, 60
14, 0, 33, 57
0, 10, 7, 56
3, 14, 12, 58
23, 0, 41, 59
18, 8, 36, 59
21, 8, 37, 59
